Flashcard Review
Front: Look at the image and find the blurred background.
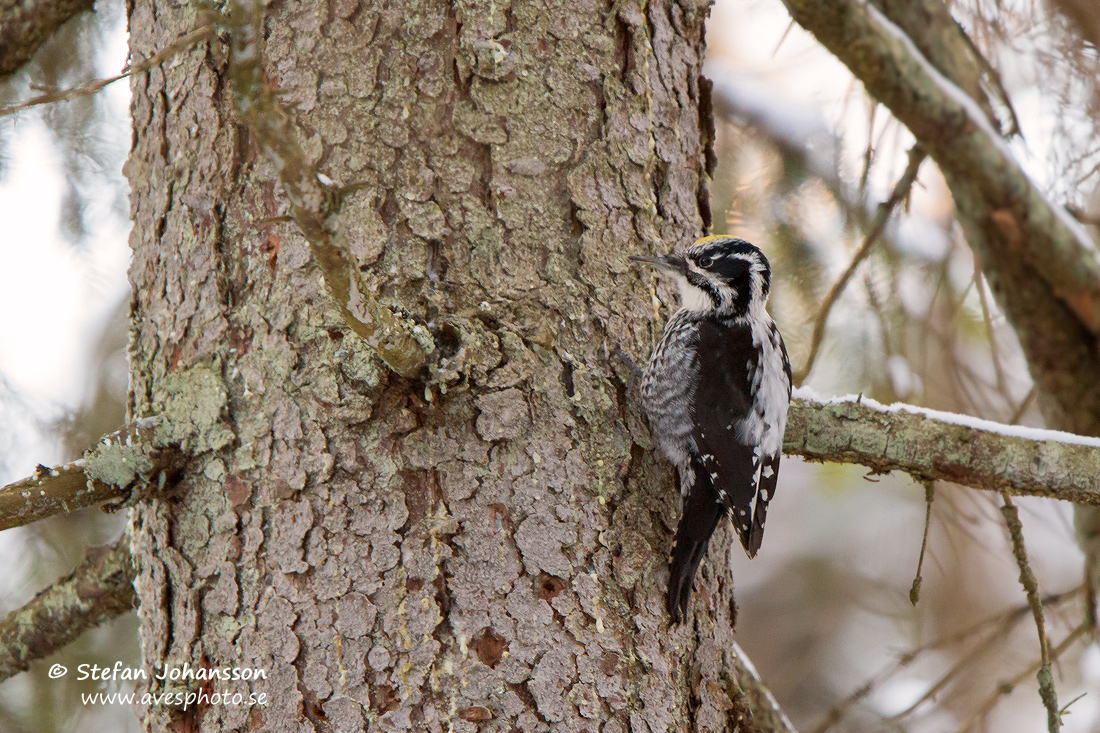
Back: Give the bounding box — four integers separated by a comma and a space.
0, 0, 1098, 731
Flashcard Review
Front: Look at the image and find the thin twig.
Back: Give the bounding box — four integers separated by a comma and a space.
887, 632, 999, 721
862, 274, 900, 399
0, 25, 216, 118
811, 588, 1081, 733
1000, 493, 1060, 732
975, 272, 1010, 399
795, 144, 926, 385
1008, 385, 1038, 427
909, 481, 934, 605
958, 624, 1086, 733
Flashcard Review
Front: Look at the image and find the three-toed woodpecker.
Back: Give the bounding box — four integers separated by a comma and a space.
632, 236, 792, 623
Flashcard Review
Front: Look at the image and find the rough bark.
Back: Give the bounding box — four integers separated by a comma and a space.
120, 0, 786, 730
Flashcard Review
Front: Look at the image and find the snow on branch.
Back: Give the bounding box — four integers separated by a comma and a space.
786, 391, 1100, 504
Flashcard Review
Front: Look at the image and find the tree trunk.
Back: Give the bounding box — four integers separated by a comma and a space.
123, 0, 768, 729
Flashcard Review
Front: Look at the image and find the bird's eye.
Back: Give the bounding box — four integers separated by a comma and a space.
697, 254, 714, 268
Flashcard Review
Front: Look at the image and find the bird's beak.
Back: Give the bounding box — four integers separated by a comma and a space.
630, 253, 687, 275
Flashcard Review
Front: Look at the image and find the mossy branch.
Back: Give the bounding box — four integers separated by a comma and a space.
786, 394, 1100, 505
0, 423, 183, 533
0, 534, 135, 683
226, 0, 432, 379
5, 392, 1100, 533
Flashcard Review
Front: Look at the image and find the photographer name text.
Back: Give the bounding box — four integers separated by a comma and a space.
75, 662, 267, 682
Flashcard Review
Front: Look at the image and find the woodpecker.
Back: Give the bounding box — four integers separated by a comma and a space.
632, 235, 792, 623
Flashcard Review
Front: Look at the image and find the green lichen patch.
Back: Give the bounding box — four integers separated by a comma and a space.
154, 363, 234, 453
84, 436, 159, 489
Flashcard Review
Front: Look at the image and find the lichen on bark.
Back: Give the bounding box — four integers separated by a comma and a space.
122, 0, 762, 729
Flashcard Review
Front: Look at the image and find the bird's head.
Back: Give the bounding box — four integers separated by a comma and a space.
631, 235, 772, 317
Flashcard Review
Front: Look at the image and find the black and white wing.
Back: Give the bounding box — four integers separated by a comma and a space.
689, 318, 767, 556
665, 319, 760, 622
749, 325, 791, 555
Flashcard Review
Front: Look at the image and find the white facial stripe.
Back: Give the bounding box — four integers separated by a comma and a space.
662, 243, 772, 315
673, 272, 712, 312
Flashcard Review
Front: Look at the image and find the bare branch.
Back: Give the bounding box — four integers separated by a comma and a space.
959, 624, 1087, 732
786, 394, 1100, 505
0, 535, 135, 683
812, 588, 1081, 733
1000, 494, 1059, 731
0, 424, 183, 532
795, 145, 925, 385
0, 0, 94, 78
909, 481, 933, 605
0, 461, 117, 532
0, 25, 215, 118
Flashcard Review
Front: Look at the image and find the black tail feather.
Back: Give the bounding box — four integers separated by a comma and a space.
666, 465, 724, 623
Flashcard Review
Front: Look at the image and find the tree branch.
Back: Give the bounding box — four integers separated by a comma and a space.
7, 390, 1099, 536
785, 393, 1100, 505
730, 641, 799, 732
779, 0, 1100, 346
0, 461, 117, 532
0, 535, 135, 683
0, 0, 94, 79
812, 588, 1081, 732
0, 25, 215, 118
1000, 495, 1059, 732
0, 424, 183, 532
869, 0, 1011, 132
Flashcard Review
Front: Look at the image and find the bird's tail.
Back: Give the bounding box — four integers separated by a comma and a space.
666, 460, 724, 623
